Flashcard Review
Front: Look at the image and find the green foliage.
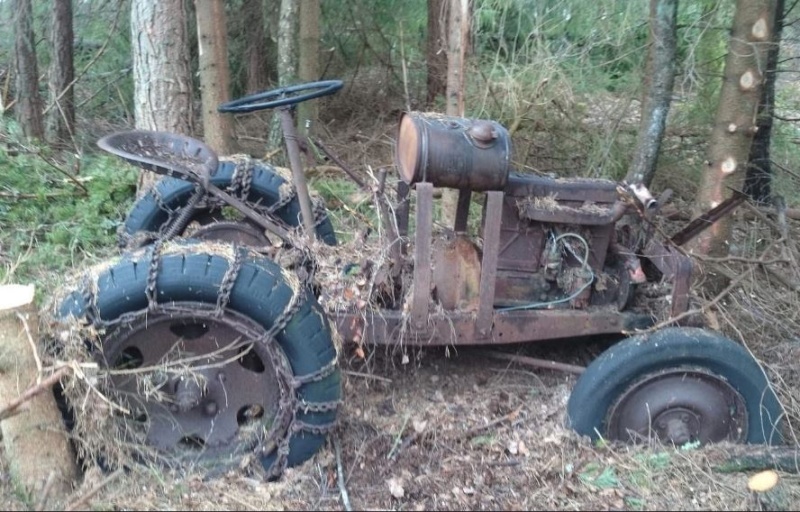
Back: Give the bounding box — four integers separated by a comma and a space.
311, 176, 379, 243
578, 462, 620, 489
0, 142, 137, 285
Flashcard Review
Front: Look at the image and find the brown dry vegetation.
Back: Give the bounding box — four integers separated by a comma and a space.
3, 37, 800, 512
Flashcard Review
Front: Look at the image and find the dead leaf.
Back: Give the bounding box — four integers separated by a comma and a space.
387, 477, 405, 499
413, 419, 428, 433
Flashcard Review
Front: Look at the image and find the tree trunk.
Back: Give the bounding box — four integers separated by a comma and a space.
47, 0, 75, 147
445, 0, 468, 117
0, 285, 78, 507
442, 0, 470, 226
195, 0, 235, 155
297, 0, 320, 136
13, 0, 45, 140
426, 0, 447, 108
131, 0, 194, 195
625, 0, 677, 187
267, 0, 298, 164
744, 0, 786, 204
689, 0, 776, 256
242, 0, 269, 94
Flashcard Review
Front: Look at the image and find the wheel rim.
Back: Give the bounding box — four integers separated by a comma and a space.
606, 368, 748, 444
190, 220, 271, 247
100, 304, 292, 466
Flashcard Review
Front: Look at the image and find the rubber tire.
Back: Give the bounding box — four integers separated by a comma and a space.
121, 159, 337, 246
567, 327, 783, 445
59, 241, 341, 471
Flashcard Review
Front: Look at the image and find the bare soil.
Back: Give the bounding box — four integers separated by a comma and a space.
3, 338, 800, 511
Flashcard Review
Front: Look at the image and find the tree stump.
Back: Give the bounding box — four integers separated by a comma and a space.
0, 284, 78, 507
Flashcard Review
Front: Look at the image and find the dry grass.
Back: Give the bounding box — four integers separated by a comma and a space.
15, 202, 800, 511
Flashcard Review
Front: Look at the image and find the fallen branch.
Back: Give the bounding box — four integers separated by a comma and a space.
34, 471, 57, 512
461, 405, 523, 439
477, 350, 585, 375
333, 435, 353, 512
342, 370, 393, 383
0, 367, 71, 421
713, 445, 800, 474
64, 469, 124, 511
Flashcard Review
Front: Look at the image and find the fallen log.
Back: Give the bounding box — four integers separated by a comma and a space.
0, 284, 78, 507
711, 444, 800, 474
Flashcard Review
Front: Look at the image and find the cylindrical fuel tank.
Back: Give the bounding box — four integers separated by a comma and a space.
395, 112, 511, 191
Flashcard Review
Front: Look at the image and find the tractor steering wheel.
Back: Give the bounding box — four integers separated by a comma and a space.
217, 80, 343, 114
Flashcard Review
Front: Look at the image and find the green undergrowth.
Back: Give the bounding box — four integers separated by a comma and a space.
0, 146, 137, 289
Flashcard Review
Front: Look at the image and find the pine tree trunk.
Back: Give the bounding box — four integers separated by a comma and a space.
242, 0, 269, 94
131, 0, 193, 195
13, 0, 44, 140
744, 0, 785, 204
195, 0, 235, 155
625, 0, 677, 187
48, 0, 75, 147
442, 0, 469, 226
267, 0, 298, 164
426, 0, 447, 108
689, 0, 776, 256
297, 0, 320, 136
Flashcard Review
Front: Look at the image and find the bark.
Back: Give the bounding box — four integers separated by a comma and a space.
689, 0, 777, 256
442, 0, 470, 226
744, 0, 786, 204
297, 0, 320, 136
13, 0, 45, 140
48, 0, 75, 147
625, 0, 677, 187
445, 0, 468, 117
195, 0, 235, 154
131, 0, 194, 195
267, 0, 298, 163
0, 285, 78, 506
426, 0, 447, 108
242, 0, 269, 94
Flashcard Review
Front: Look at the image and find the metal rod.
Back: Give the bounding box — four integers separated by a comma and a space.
207, 184, 292, 241
279, 107, 317, 239
311, 137, 368, 191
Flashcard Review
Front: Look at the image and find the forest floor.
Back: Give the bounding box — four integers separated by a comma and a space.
3, 84, 800, 510
3, 341, 800, 511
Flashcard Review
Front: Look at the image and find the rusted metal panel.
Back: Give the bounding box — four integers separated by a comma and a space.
497, 197, 546, 273
476, 191, 504, 336
411, 183, 434, 329
670, 190, 747, 246
335, 308, 653, 346
643, 239, 693, 316
432, 235, 481, 311
504, 172, 619, 203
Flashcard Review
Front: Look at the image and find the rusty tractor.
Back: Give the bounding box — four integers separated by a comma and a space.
57, 80, 783, 477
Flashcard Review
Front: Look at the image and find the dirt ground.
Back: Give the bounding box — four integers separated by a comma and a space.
2, 337, 800, 511
4, 86, 800, 511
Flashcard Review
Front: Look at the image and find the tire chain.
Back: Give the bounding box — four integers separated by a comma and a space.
87, 187, 337, 478
215, 245, 244, 314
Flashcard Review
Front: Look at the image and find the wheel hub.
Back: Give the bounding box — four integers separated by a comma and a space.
606, 368, 748, 444
189, 220, 270, 247
100, 305, 292, 466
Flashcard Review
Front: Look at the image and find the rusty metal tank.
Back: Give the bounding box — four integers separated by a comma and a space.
395, 112, 511, 191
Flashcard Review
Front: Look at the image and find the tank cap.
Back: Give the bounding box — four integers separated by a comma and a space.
468, 121, 497, 147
